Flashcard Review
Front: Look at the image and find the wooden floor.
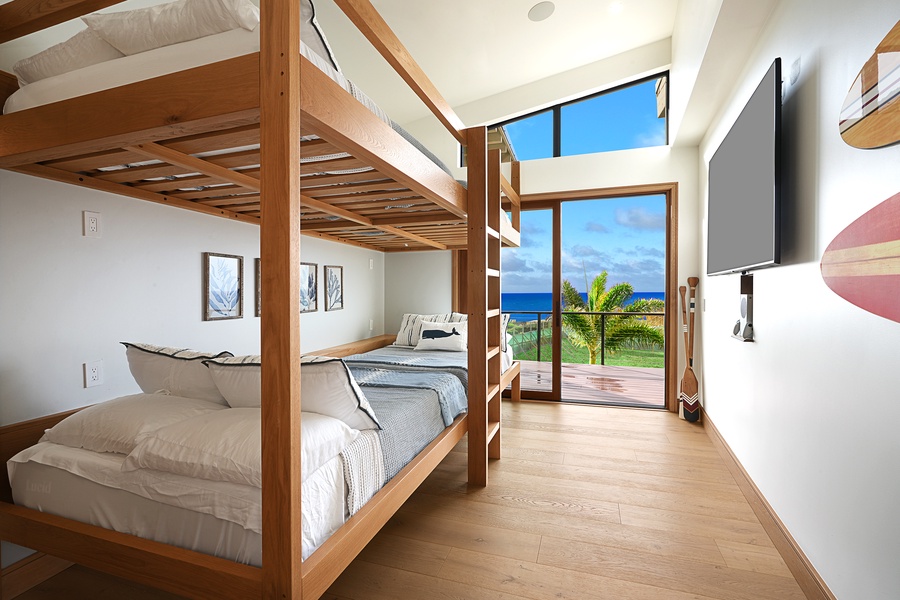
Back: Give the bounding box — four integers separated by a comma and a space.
18, 402, 805, 600
519, 360, 665, 408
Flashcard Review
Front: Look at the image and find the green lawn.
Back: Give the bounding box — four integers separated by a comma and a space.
511, 336, 664, 369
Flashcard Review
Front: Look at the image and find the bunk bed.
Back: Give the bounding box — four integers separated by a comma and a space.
0, 0, 521, 598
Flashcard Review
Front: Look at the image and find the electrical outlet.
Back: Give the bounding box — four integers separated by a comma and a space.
83, 360, 103, 388
369, 318, 374, 331
83, 211, 101, 238
369, 258, 374, 270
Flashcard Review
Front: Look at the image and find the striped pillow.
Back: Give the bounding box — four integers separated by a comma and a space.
203, 354, 261, 408
122, 342, 233, 405
393, 313, 468, 347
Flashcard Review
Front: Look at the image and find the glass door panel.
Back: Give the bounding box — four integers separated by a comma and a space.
501, 208, 558, 398
559, 196, 667, 408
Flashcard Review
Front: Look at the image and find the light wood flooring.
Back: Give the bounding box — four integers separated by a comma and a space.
17, 402, 805, 600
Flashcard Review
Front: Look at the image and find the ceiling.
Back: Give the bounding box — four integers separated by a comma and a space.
0, 0, 780, 148
313, 0, 679, 124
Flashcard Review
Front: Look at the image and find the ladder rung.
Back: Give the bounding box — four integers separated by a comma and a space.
487, 384, 500, 401
486, 345, 500, 360
487, 420, 501, 443
487, 308, 501, 318
487, 268, 500, 278
487, 227, 500, 240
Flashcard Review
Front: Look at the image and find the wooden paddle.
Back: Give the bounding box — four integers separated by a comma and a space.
682, 277, 700, 422
678, 286, 690, 420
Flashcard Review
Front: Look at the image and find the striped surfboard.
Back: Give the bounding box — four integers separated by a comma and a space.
821, 191, 900, 323
839, 20, 900, 149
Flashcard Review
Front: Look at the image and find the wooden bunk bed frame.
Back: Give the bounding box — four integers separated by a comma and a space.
0, 0, 521, 598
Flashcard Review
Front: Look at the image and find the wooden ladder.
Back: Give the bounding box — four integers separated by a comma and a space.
466, 126, 503, 486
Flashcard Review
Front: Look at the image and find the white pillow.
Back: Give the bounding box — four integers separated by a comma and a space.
301, 0, 341, 72
301, 356, 380, 430
40, 393, 224, 455
500, 313, 511, 353
122, 342, 233, 405
415, 321, 468, 352
82, 0, 259, 56
122, 409, 357, 485
394, 312, 468, 347
13, 27, 124, 87
204, 354, 261, 408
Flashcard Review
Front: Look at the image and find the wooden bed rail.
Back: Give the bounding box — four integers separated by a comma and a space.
0, 0, 125, 44
333, 0, 468, 147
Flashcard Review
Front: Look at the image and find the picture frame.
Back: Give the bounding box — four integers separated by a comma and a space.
300, 262, 318, 313
203, 252, 243, 321
255, 258, 261, 317
324, 265, 343, 311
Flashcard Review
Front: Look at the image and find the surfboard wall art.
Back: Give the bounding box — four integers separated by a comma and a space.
839, 19, 900, 149
821, 191, 900, 323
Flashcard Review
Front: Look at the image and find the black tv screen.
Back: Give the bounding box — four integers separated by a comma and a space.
707, 58, 782, 275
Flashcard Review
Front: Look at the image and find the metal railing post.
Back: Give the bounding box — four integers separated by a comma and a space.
600, 313, 606, 365
536, 312, 542, 362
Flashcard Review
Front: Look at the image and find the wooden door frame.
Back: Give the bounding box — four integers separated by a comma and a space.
521, 183, 679, 412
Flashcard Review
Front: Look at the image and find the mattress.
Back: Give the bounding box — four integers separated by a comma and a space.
8, 442, 345, 563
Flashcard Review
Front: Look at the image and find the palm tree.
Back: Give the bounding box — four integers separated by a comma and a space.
561, 271, 664, 364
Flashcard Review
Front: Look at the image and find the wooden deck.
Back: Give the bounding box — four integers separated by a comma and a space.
518, 360, 665, 408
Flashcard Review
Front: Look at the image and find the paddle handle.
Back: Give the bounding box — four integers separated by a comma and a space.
678, 286, 689, 360
687, 277, 699, 365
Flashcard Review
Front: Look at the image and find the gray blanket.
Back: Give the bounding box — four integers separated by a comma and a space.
363, 387, 449, 480
349, 366, 467, 427
343, 346, 469, 390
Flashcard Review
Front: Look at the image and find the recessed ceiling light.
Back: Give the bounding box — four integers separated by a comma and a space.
528, 1, 555, 22
609, 1, 624, 15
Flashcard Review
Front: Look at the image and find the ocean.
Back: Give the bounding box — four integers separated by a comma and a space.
502, 292, 665, 322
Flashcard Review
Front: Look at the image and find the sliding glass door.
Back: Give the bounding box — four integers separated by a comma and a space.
501, 207, 559, 399
502, 192, 671, 409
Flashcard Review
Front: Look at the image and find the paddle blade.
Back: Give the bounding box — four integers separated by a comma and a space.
679, 368, 700, 423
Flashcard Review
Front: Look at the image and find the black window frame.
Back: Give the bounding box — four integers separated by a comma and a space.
489, 71, 669, 161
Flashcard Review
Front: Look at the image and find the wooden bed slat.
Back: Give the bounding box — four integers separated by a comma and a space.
300, 193, 444, 248
126, 142, 262, 191
333, 0, 467, 146
10, 164, 258, 224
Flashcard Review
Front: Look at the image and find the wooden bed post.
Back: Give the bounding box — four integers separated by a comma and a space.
466, 126, 487, 486
260, 0, 303, 596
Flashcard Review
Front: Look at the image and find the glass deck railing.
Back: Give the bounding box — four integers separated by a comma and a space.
505, 310, 665, 368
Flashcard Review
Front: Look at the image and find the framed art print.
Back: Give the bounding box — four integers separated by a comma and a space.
255, 258, 261, 317
203, 252, 243, 321
324, 265, 343, 311
300, 262, 318, 313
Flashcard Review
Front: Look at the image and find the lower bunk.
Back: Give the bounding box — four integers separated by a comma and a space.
0, 336, 486, 599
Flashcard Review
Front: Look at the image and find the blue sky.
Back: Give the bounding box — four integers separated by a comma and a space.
500, 77, 667, 294
502, 196, 667, 294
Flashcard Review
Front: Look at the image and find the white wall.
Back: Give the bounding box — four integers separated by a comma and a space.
298, 237, 385, 353
0, 171, 385, 425
698, 2, 900, 598
384, 251, 453, 333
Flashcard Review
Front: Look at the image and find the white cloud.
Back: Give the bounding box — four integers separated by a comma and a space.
615, 207, 665, 230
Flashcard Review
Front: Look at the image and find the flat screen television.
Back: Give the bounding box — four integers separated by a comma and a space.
707, 58, 782, 276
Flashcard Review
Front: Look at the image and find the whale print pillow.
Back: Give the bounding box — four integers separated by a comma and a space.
414, 321, 467, 352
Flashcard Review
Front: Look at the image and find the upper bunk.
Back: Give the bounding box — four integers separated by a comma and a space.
0, 0, 521, 252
